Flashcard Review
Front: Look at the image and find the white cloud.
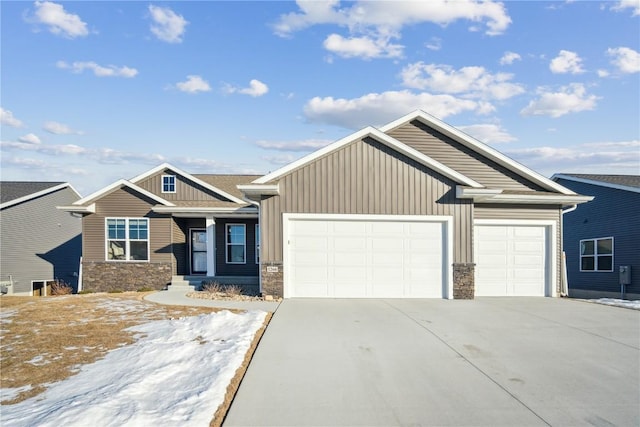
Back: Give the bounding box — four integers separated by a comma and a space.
499, 51, 521, 65
175, 75, 211, 94
400, 63, 525, 100
597, 69, 610, 78
611, 0, 640, 16
43, 121, 83, 135
304, 90, 485, 129
32, 1, 88, 38
18, 133, 42, 144
274, 1, 511, 37
607, 47, 640, 74
56, 61, 138, 78
262, 154, 301, 166
255, 139, 333, 152
520, 83, 599, 118
457, 124, 516, 143
323, 34, 403, 59
148, 5, 188, 43
1, 140, 86, 155
506, 140, 640, 176
225, 79, 269, 97
0, 108, 24, 127
549, 50, 585, 74
425, 37, 442, 51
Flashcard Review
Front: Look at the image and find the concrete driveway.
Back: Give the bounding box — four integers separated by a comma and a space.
224, 298, 639, 426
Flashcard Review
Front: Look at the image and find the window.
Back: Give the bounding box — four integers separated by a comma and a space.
226, 224, 246, 264
162, 175, 176, 193
255, 224, 260, 264
580, 237, 613, 272
106, 218, 149, 261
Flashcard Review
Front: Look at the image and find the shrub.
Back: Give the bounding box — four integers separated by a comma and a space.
50, 280, 73, 296
202, 281, 223, 294
224, 285, 243, 296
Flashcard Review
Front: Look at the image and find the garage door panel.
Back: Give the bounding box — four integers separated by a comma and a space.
287, 217, 448, 298
475, 224, 548, 297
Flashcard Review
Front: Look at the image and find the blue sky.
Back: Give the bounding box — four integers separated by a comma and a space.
1, 1, 639, 195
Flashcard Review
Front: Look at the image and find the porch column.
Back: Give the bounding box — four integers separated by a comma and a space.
206, 216, 216, 276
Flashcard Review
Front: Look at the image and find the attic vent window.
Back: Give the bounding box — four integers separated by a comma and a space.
162, 175, 176, 193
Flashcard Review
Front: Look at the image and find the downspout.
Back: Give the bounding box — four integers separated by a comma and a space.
559, 205, 577, 296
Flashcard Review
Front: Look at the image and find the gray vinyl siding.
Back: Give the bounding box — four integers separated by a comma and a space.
262, 136, 473, 264
0, 186, 81, 295
215, 218, 259, 276
475, 204, 563, 292
388, 120, 546, 191
135, 169, 230, 202
82, 187, 172, 263
554, 178, 640, 295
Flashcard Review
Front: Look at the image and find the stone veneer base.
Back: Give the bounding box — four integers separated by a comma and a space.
82, 261, 172, 292
260, 262, 284, 298
453, 263, 475, 299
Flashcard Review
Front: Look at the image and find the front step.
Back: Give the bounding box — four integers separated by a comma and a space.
169, 275, 259, 292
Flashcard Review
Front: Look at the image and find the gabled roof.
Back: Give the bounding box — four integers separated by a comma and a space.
380, 110, 576, 195
70, 179, 175, 207
253, 126, 484, 188
0, 182, 79, 210
130, 163, 247, 204
552, 173, 640, 194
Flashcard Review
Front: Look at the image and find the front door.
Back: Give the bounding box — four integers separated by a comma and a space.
191, 229, 207, 274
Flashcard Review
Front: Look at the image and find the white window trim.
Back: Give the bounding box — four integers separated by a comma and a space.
105, 217, 150, 262
580, 237, 614, 272
226, 223, 247, 264
161, 174, 176, 193
255, 223, 260, 264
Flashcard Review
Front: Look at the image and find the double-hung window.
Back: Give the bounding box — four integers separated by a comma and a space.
106, 218, 149, 261
226, 224, 246, 264
162, 175, 176, 193
580, 237, 613, 272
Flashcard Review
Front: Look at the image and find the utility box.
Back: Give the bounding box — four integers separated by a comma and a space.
619, 266, 631, 285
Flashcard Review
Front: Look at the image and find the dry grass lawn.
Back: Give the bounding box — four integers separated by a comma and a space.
0, 292, 269, 426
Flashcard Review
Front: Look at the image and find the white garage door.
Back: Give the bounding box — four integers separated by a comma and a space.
474, 224, 549, 296
285, 215, 449, 298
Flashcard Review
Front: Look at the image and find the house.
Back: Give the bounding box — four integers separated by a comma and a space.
551, 174, 639, 299
239, 110, 592, 299
0, 182, 81, 295
58, 164, 261, 293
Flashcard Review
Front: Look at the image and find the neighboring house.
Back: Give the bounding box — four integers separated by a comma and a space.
552, 174, 640, 299
58, 164, 260, 292
0, 182, 81, 295
239, 110, 592, 299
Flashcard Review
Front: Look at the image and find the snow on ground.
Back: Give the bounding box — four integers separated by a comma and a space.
588, 298, 640, 310
1, 310, 267, 427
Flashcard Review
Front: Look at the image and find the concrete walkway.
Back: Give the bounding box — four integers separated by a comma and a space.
144, 289, 281, 312
224, 297, 640, 426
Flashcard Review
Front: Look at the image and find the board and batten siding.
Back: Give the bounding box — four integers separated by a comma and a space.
135, 169, 229, 202
82, 187, 172, 263
1, 186, 81, 294
474, 204, 563, 292
388, 120, 546, 192
262, 136, 473, 264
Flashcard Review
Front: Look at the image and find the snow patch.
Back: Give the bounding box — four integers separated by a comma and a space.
589, 298, 640, 310
0, 310, 267, 426
0, 385, 33, 402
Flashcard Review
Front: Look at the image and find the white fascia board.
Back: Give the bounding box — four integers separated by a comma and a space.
380, 110, 576, 195
457, 187, 593, 205
237, 184, 279, 196
1, 183, 73, 210
254, 126, 483, 188
253, 127, 377, 184
130, 162, 246, 205
551, 174, 640, 194
72, 179, 175, 207
152, 206, 258, 217
56, 203, 96, 213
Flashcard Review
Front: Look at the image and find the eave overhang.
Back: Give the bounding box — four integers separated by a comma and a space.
56, 203, 96, 214
151, 205, 258, 218
237, 184, 280, 202
456, 186, 593, 207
